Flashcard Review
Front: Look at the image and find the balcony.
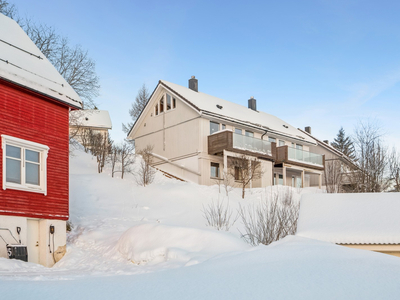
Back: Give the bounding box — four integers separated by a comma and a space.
276, 146, 324, 169
208, 131, 275, 160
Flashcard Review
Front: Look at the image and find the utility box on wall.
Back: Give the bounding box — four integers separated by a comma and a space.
7, 244, 28, 262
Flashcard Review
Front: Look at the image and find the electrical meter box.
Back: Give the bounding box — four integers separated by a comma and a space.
7, 244, 28, 262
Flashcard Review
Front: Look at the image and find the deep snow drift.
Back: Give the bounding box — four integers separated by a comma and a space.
0, 149, 399, 299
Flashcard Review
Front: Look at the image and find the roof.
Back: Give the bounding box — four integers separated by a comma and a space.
153, 80, 316, 145
70, 110, 112, 129
296, 193, 400, 245
0, 13, 82, 109
298, 128, 358, 168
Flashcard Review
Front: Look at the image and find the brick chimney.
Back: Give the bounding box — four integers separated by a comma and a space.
188, 76, 198, 92
305, 126, 311, 134
248, 96, 257, 111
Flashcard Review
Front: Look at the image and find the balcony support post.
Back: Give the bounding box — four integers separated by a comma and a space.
283, 165, 287, 186
223, 150, 228, 180
301, 170, 305, 188
319, 173, 322, 189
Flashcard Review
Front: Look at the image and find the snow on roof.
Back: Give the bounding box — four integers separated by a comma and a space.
0, 14, 82, 108
70, 110, 112, 129
296, 193, 400, 245
298, 128, 358, 168
160, 80, 316, 145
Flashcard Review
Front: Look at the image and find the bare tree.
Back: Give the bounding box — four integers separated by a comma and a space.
388, 147, 400, 192
202, 198, 238, 231
0, 1, 100, 108
119, 141, 135, 179
352, 121, 389, 192
238, 188, 299, 246
136, 145, 156, 186
109, 144, 121, 178
323, 159, 343, 193
0, 0, 18, 20
222, 168, 235, 197
229, 155, 263, 199
123, 84, 150, 134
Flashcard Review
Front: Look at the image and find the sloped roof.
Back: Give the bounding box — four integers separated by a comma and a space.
298, 128, 358, 169
70, 110, 112, 129
0, 13, 82, 108
159, 80, 316, 145
296, 193, 400, 245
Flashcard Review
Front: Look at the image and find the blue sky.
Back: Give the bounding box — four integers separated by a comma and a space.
12, 0, 400, 148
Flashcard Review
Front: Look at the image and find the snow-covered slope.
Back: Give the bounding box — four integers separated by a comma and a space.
0, 148, 399, 299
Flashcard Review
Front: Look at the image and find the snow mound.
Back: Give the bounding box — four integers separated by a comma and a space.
116, 224, 250, 266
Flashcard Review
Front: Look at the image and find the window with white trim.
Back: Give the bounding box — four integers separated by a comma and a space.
2, 135, 49, 195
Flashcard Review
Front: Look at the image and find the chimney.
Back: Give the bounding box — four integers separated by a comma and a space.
248, 96, 257, 111
188, 76, 198, 92
323, 140, 329, 144
305, 126, 311, 134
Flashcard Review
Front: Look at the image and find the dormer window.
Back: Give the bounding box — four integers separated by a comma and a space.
160, 97, 164, 113
166, 94, 172, 111
154, 94, 177, 117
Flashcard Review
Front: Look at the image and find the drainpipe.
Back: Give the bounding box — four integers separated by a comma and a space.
261, 130, 268, 140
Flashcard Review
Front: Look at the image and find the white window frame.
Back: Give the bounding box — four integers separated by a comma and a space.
2, 135, 49, 195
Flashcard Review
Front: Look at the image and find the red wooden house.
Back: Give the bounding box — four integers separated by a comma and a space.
0, 14, 82, 266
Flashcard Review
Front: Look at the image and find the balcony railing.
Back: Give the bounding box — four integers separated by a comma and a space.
208, 131, 275, 160
287, 147, 323, 166
232, 133, 272, 155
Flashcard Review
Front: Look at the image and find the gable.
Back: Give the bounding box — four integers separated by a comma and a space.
128, 83, 200, 139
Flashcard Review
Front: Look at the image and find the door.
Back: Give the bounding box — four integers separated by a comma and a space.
27, 219, 40, 264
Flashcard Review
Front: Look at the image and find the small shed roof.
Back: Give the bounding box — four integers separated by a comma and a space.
70, 110, 112, 129
0, 13, 82, 108
296, 193, 400, 245
158, 80, 316, 145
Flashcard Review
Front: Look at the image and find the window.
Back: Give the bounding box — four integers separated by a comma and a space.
245, 131, 254, 137
210, 162, 219, 178
296, 144, 303, 150
235, 128, 242, 135
234, 166, 242, 181
154, 103, 158, 116
278, 174, 283, 185
210, 121, 219, 135
166, 94, 172, 111
279, 140, 285, 147
222, 124, 226, 130
159, 97, 164, 113
268, 137, 276, 143
172, 97, 176, 109
2, 135, 49, 195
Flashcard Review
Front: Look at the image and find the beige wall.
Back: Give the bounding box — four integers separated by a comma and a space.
341, 244, 400, 258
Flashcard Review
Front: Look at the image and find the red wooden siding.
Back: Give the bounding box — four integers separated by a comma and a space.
0, 79, 70, 220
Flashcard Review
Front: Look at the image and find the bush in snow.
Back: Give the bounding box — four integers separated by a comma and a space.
136, 145, 156, 187
238, 188, 299, 246
202, 198, 238, 231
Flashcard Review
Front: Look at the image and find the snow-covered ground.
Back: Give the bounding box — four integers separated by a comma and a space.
1, 149, 400, 299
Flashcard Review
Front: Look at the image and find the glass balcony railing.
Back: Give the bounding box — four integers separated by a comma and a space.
232, 133, 272, 155
288, 147, 323, 166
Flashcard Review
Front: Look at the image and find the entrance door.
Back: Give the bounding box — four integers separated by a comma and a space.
27, 219, 40, 264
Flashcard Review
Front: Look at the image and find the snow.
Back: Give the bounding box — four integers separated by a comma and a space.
70, 110, 112, 129
296, 192, 400, 244
0, 14, 82, 108
160, 80, 316, 145
0, 148, 399, 299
